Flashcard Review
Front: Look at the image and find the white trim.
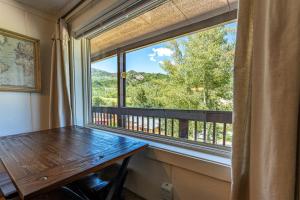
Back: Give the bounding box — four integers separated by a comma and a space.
86, 39, 92, 125
88, 124, 231, 158
88, 125, 231, 161
69, 38, 76, 125
81, 38, 90, 125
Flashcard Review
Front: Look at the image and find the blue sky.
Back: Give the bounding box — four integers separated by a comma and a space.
91, 22, 237, 74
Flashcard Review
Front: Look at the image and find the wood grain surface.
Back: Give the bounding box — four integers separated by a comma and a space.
0, 126, 147, 200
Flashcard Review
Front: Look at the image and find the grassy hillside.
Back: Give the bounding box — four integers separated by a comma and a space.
91, 69, 169, 108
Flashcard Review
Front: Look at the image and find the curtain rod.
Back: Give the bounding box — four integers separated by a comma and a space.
74, 0, 167, 39
59, 0, 85, 22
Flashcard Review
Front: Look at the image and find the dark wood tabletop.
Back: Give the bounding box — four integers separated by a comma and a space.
0, 126, 147, 200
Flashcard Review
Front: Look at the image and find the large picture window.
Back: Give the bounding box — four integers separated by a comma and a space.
88, 0, 237, 153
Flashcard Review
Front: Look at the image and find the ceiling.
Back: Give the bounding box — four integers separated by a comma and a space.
15, 0, 80, 16
90, 0, 237, 59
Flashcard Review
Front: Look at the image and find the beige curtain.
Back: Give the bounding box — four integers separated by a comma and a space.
231, 0, 300, 199
49, 19, 73, 128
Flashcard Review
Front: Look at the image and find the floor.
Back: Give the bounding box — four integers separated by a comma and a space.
0, 189, 144, 200
123, 189, 145, 200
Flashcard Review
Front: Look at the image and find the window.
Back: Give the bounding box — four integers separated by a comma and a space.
90, 22, 236, 150
91, 55, 118, 107
126, 22, 236, 111
88, 0, 237, 154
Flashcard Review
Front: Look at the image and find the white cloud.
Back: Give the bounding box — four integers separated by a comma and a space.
148, 52, 155, 57
148, 47, 174, 62
152, 47, 174, 57
150, 56, 156, 62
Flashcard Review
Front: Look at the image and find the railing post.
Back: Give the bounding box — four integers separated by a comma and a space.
117, 115, 123, 128
179, 119, 189, 139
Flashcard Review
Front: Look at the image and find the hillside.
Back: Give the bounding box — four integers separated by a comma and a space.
91, 69, 168, 107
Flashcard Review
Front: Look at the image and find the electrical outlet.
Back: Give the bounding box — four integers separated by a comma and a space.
161, 182, 173, 200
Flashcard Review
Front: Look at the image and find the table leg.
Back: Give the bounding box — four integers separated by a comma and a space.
105, 156, 131, 200
60, 186, 91, 200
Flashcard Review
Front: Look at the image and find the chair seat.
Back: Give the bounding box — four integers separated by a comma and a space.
76, 173, 110, 193
73, 163, 126, 200
0, 172, 17, 199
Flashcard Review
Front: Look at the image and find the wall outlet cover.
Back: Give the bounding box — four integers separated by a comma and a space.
161, 182, 173, 200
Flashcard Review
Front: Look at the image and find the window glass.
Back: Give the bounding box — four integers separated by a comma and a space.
126, 21, 237, 111
91, 56, 118, 107
89, 21, 237, 149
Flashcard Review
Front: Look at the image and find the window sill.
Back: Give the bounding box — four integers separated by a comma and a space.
87, 125, 231, 182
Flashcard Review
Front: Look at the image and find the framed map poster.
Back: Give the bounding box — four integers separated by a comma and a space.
0, 28, 41, 92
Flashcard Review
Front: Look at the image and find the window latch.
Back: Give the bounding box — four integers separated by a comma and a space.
121, 72, 126, 79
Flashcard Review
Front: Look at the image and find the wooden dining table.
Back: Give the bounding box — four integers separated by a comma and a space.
0, 126, 147, 200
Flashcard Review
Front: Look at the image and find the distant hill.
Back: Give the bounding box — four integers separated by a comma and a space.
91, 68, 168, 81
91, 68, 168, 107
91, 68, 117, 77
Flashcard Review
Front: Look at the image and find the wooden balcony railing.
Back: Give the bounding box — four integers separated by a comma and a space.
92, 107, 233, 147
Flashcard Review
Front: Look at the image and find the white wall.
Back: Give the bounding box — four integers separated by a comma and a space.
125, 146, 231, 200
0, 0, 56, 136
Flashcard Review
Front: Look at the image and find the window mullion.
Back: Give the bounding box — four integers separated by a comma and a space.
117, 50, 126, 128
117, 49, 126, 108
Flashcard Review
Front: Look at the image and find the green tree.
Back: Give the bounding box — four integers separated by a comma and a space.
131, 87, 148, 107
93, 96, 104, 106
160, 25, 234, 111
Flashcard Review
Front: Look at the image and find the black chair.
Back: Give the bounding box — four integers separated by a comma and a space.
5, 187, 90, 200
72, 163, 129, 200
0, 171, 89, 200
0, 172, 18, 199
1, 161, 130, 200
